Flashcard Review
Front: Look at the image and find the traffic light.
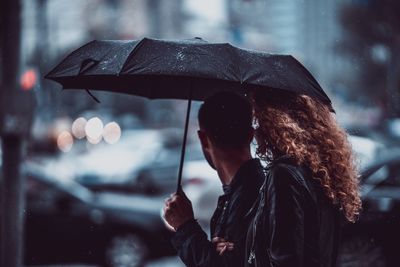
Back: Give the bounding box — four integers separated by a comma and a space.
20, 68, 37, 91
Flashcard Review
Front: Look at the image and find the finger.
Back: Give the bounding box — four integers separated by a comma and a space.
176, 194, 191, 204
163, 201, 171, 209
164, 202, 170, 209
212, 237, 226, 243
168, 196, 178, 205
168, 200, 177, 209
216, 243, 226, 249
215, 245, 225, 252
171, 196, 186, 207
219, 245, 227, 256
164, 206, 173, 215
215, 245, 227, 252
164, 212, 174, 224
166, 197, 178, 207
164, 197, 173, 206
163, 204, 170, 212
216, 242, 233, 249
164, 220, 176, 232
226, 243, 235, 250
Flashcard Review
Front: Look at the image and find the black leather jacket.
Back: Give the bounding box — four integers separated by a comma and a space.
171, 158, 265, 267
245, 155, 342, 267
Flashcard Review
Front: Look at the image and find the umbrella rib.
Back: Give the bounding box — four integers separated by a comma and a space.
119, 38, 148, 75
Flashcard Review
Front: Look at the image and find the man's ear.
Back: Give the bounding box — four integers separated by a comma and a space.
197, 130, 210, 149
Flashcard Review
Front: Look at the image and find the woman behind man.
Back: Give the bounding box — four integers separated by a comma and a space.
215, 89, 361, 267
245, 89, 362, 267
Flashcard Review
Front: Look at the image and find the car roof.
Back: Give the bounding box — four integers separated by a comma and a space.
360, 149, 400, 181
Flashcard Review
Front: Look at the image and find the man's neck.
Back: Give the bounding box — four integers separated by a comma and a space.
214, 149, 253, 185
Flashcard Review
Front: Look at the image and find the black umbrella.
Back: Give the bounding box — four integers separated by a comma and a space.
46, 37, 333, 191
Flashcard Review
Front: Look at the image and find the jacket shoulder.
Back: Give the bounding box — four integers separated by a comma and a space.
268, 160, 305, 186
266, 158, 316, 202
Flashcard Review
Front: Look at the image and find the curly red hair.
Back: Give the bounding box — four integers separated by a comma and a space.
251, 89, 362, 223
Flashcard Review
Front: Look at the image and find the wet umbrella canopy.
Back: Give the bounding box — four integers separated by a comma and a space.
46, 37, 334, 190
46, 37, 332, 104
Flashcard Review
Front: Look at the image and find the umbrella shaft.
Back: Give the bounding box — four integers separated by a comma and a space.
176, 94, 192, 193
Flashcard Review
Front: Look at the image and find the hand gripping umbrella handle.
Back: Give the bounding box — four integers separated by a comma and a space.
176, 90, 193, 193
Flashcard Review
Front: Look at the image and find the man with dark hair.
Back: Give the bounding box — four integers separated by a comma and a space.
163, 91, 265, 267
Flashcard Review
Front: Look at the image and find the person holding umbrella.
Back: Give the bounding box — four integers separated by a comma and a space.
45, 37, 355, 266
241, 89, 362, 267
163, 91, 265, 267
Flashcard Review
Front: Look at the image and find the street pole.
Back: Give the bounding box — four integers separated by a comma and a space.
0, 0, 34, 266
0, 136, 24, 267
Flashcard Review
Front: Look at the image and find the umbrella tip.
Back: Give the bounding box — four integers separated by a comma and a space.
192, 37, 207, 43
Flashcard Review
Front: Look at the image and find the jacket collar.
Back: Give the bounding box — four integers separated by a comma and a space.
266, 154, 297, 169
222, 158, 263, 195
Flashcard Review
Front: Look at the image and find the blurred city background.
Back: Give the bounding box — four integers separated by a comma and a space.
1, 0, 400, 266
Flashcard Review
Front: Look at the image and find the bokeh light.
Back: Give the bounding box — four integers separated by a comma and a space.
57, 131, 73, 152
103, 122, 122, 144
20, 69, 37, 91
87, 135, 102, 145
72, 117, 87, 139
85, 117, 104, 141
53, 117, 72, 136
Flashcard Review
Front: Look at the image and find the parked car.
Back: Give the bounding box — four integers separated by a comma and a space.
337, 149, 400, 267
74, 129, 203, 195
23, 161, 175, 267
133, 142, 205, 194
348, 135, 385, 169
75, 129, 168, 186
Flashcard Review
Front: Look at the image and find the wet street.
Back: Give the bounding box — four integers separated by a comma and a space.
145, 257, 185, 267
32, 256, 185, 267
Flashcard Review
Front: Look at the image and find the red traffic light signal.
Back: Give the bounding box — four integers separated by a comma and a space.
20, 69, 37, 91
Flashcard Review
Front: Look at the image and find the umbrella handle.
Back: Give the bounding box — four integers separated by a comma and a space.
176, 90, 192, 193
